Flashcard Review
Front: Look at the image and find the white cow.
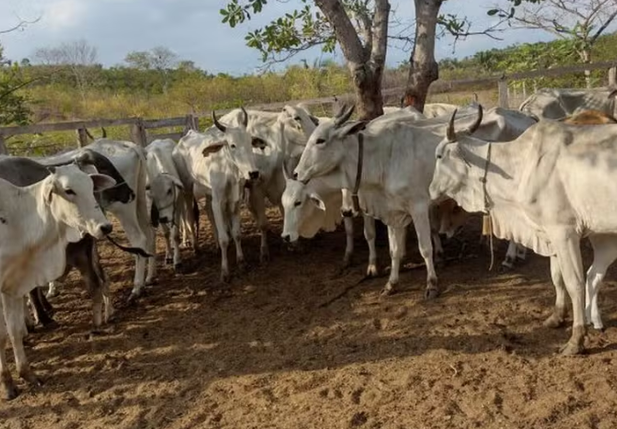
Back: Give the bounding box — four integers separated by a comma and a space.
145, 138, 194, 272
293, 105, 485, 298
429, 105, 617, 355
519, 87, 617, 120
173, 108, 263, 282
40, 139, 156, 302
0, 165, 115, 399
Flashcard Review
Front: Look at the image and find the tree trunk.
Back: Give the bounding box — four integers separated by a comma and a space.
580, 48, 592, 89
349, 62, 384, 120
403, 0, 442, 112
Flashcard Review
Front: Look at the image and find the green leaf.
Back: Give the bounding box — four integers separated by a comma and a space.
487, 9, 499, 16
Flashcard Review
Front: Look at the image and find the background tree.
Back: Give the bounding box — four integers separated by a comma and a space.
221, 0, 391, 120
124, 46, 179, 93
0, 44, 30, 126
491, 0, 617, 88
33, 39, 99, 105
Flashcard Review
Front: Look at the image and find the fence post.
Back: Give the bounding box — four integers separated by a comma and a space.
498, 78, 509, 109
609, 67, 616, 87
0, 134, 7, 155
76, 127, 89, 148
130, 118, 147, 147
184, 114, 198, 136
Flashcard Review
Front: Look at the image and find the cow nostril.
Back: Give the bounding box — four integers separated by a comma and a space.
249, 171, 259, 180
101, 224, 113, 235
293, 172, 298, 180
160, 217, 169, 224
282, 235, 290, 243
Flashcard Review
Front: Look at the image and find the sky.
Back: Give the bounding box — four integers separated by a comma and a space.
0, 0, 557, 76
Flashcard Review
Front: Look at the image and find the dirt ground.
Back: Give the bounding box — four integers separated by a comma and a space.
2, 207, 617, 429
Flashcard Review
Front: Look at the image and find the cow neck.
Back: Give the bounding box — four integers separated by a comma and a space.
351, 132, 364, 213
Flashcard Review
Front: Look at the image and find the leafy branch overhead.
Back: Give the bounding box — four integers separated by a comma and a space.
220, 0, 400, 64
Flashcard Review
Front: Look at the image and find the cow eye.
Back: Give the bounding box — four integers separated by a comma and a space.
316, 138, 326, 145
294, 201, 302, 207
167, 189, 173, 195
294, 116, 301, 121
230, 144, 237, 149
436, 154, 442, 159
65, 189, 76, 196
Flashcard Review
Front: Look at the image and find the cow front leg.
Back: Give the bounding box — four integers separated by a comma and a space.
544, 255, 567, 329
171, 224, 183, 272
247, 185, 270, 264
0, 298, 17, 400
342, 216, 354, 268
204, 196, 219, 249
211, 197, 231, 283
24, 297, 35, 333
230, 210, 246, 272
381, 226, 406, 296
410, 205, 439, 299
363, 215, 378, 277
3, 294, 42, 389
552, 232, 586, 355
161, 224, 173, 266
500, 241, 519, 272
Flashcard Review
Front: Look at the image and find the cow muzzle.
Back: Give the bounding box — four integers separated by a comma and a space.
99, 223, 113, 237
249, 171, 260, 180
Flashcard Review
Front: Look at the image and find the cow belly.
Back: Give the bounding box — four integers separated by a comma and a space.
359, 191, 412, 228
490, 203, 554, 257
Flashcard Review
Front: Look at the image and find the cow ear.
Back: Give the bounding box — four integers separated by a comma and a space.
79, 164, 99, 175
90, 173, 116, 192
202, 142, 226, 157
336, 120, 367, 138
44, 176, 57, 205
251, 137, 268, 150
309, 192, 326, 211
170, 175, 184, 190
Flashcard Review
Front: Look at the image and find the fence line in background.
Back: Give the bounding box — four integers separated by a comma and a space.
1, 61, 616, 155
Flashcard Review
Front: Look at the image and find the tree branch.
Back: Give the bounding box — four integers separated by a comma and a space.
0, 16, 41, 34
370, 0, 390, 67
590, 7, 617, 44
314, 0, 366, 64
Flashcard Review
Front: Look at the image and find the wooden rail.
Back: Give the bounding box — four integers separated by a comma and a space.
1, 60, 616, 155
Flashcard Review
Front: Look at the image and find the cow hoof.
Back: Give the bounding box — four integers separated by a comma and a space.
366, 265, 379, 278
260, 251, 270, 264
3, 384, 18, 401
543, 314, 565, 329
380, 282, 395, 296
127, 292, 141, 305
342, 255, 353, 269
220, 272, 231, 284
174, 262, 184, 274
166, 257, 173, 265
499, 264, 513, 274
559, 341, 584, 356
145, 278, 157, 286
424, 288, 440, 300
20, 370, 43, 387
237, 261, 247, 273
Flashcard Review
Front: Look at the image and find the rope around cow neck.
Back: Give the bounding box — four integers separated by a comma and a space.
480, 142, 494, 271
351, 133, 364, 214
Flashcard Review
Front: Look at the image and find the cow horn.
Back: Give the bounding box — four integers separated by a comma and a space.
333, 103, 347, 119
466, 104, 483, 135
446, 109, 458, 142
101, 127, 107, 138
84, 128, 94, 140
335, 104, 355, 127
212, 110, 226, 133
240, 106, 248, 128
608, 89, 617, 99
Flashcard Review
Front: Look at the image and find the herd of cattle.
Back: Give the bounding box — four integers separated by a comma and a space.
0, 86, 616, 400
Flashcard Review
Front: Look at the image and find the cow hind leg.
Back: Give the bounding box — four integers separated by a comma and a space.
500, 241, 519, 272
364, 216, 378, 277
381, 226, 406, 296
230, 211, 246, 272
585, 235, 617, 331
28, 289, 56, 328
410, 205, 439, 299
247, 186, 270, 264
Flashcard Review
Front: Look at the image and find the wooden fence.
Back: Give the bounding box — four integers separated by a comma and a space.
1, 60, 617, 155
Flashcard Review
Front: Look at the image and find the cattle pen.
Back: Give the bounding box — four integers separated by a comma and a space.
3, 62, 617, 429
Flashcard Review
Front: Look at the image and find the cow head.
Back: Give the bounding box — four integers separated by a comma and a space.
73, 149, 135, 206
208, 107, 261, 181
43, 164, 115, 239
293, 104, 367, 184
148, 173, 183, 225
431, 198, 470, 238
281, 177, 326, 243
430, 104, 486, 213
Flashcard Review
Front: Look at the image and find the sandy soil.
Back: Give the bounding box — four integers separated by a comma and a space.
2, 207, 617, 429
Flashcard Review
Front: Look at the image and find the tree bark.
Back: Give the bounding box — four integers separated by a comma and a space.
315, 0, 390, 120
403, 0, 442, 112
